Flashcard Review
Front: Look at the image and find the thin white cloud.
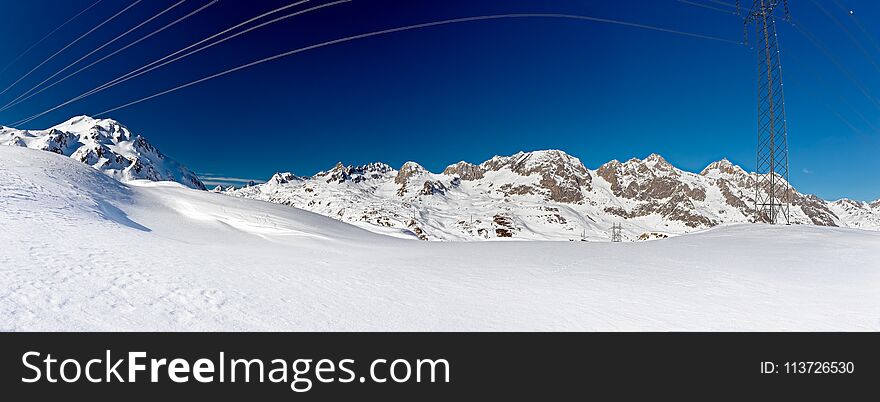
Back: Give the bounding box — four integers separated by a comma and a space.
198, 173, 265, 187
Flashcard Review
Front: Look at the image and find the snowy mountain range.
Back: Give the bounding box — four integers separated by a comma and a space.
225, 149, 880, 241
2, 116, 877, 241
0, 116, 205, 190
4, 144, 879, 330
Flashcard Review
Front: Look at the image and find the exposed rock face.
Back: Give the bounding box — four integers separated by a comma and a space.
498, 183, 536, 197
38, 129, 78, 155
481, 150, 592, 203
395, 161, 426, 185
443, 161, 485, 181
420, 180, 448, 196
600, 155, 688, 200
792, 194, 839, 226
597, 155, 716, 227
715, 178, 750, 214
395, 161, 429, 196
493, 214, 516, 237
596, 160, 624, 194
638, 232, 670, 241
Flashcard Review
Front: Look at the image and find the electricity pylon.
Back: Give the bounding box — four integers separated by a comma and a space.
741, 0, 792, 224
610, 223, 623, 243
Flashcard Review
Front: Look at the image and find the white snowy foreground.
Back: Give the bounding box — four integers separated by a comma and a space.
1, 146, 879, 331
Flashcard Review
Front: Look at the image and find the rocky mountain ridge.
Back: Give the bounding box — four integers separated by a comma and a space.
225, 149, 880, 241
4, 117, 874, 241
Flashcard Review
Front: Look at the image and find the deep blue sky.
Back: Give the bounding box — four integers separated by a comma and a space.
0, 0, 878, 200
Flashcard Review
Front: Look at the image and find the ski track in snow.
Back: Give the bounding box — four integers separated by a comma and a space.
1, 146, 879, 331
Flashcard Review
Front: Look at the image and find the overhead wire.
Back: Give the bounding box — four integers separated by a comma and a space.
789, 18, 880, 110
0, 0, 143, 99
676, 0, 739, 16
81, 0, 314, 98
80, 0, 347, 103
10, 0, 334, 126
0, 0, 103, 76
0, 0, 219, 113
829, 0, 880, 60
808, 0, 880, 75
703, 0, 739, 8
0, 0, 187, 112
85, 13, 743, 118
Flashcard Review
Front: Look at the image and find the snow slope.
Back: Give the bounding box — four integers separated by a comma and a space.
1, 146, 879, 331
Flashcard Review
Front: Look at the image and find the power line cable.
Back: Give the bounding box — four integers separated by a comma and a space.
79, 0, 345, 104
0, 0, 186, 112
829, 0, 880, 60
7, 0, 317, 125
676, 0, 739, 15
0, 0, 218, 113
789, 19, 880, 110
782, 46, 878, 133
83, 0, 313, 99
0, 0, 103, 76
808, 0, 880, 75
10, 0, 360, 126
83, 13, 743, 118
704, 0, 738, 8
0, 0, 143, 99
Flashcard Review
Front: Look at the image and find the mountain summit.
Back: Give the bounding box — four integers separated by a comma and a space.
0, 116, 205, 189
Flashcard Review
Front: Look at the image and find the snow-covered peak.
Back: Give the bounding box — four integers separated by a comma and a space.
50, 115, 131, 141
399, 161, 425, 171
268, 172, 302, 185
315, 161, 395, 183
700, 158, 749, 178
617, 154, 680, 176
53, 114, 103, 129
481, 149, 590, 180
832, 198, 865, 208
828, 197, 880, 230
643, 153, 673, 170
395, 161, 427, 185
482, 149, 585, 174
0, 115, 205, 190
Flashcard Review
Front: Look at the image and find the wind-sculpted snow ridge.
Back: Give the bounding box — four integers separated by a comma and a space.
229, 150, 880, 241
2, 145, 879, 331
0, 115, 205, 190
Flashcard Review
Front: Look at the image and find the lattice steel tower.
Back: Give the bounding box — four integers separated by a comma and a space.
610, 223, 623, 243
741, 0, 792, 224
